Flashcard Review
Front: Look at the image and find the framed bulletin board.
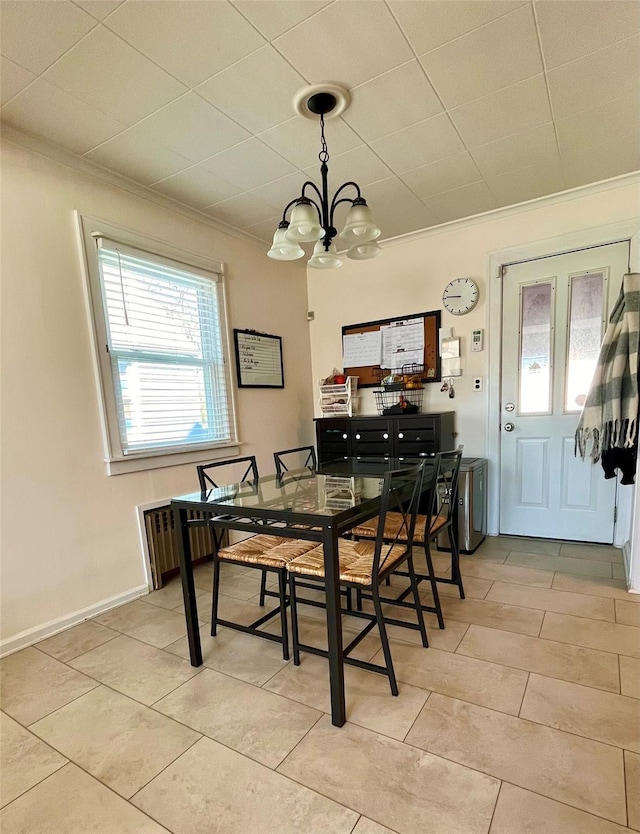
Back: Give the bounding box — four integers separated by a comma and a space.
341, 310, 441, 387
233, 329, 284, 389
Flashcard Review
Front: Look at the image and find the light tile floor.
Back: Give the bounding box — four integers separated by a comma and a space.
1, 536, 639, 833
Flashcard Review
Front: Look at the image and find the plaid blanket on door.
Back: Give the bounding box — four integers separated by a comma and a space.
576, 272, 640, 463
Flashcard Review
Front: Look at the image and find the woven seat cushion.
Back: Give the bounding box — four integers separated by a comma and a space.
287, 539, 408, 586
218, 535, 316, 569
350, 512, 449, 543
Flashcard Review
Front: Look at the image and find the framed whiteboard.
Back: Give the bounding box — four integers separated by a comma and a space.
233, 329, 284, 389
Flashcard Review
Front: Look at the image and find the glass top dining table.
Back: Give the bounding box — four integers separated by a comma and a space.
171, 456, 436, 727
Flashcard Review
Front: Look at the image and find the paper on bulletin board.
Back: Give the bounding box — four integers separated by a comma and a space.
342, 331, 382, 367
381, 317, 424, 369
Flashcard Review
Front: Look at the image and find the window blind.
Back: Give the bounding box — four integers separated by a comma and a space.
96, 238, 233, 455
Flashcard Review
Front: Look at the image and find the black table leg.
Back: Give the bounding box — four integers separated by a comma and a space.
323, 523, 345, 726
176, 505, 202, 666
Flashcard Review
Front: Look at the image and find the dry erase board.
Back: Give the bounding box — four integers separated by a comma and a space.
342, 310, 441, 387
233, 329, 284, 388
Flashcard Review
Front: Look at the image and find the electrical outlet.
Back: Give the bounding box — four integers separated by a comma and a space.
473, 377, 483, 391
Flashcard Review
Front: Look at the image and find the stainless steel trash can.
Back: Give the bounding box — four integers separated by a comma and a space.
437, 457, 487, 554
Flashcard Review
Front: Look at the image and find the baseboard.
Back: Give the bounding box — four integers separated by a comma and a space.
0, 584, 149, 658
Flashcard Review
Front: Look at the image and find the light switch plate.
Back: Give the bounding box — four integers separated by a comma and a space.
473, 377, 483, 391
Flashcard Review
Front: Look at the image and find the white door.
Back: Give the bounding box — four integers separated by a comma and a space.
500, 241, 629, 543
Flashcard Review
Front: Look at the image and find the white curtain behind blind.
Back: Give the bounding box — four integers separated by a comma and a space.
96, 238, 233, 455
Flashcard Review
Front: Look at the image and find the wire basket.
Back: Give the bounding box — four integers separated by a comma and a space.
372, 363, 425, 415
372, 363, 425, 388
373, 387, 424, 416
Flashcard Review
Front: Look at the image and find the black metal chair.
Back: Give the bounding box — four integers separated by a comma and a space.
425, 447, 465, 599
287, 462, 428, 695
273, 445, 317, 478
350, 448, 465, 625
196, 456, 315, 660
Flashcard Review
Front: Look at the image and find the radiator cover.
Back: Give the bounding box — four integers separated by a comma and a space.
144, 507, 215, 590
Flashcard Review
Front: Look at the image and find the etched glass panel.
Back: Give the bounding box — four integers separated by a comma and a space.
519, 282, 552, 414
566, 272, 604, 412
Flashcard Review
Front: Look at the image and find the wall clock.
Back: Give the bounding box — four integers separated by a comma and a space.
442, 278, 479, 315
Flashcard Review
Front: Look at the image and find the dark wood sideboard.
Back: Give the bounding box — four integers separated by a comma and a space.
315, 413, 456, 464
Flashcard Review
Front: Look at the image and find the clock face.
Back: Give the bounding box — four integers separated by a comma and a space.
442, 278, 479, 316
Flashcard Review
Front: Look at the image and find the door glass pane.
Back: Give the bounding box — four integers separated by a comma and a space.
520, 282, 552, 414
565, 272, 604, 412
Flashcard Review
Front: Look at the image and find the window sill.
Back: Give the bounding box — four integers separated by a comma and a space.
106, 443, 241, 476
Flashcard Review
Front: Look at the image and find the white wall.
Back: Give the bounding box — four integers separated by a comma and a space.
308, 177, 640, 458
308, 176, 640, 586
0, 138, 314, 650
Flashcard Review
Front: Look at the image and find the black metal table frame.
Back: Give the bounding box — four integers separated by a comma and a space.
172, 476, 387, 728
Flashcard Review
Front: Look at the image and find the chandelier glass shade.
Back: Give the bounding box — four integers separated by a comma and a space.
267, 91, 381, 269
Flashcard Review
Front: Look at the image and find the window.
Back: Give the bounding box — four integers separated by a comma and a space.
518, 281, 554, 415
565, 271, 605, 412
78, 215, 237, 474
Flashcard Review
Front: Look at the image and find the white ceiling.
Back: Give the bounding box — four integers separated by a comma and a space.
2, 0, 639, 244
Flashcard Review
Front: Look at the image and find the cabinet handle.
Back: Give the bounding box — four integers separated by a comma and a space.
342, 433, 348, 440
355, 433, 361, 440
398, 432, 404, 439
383, 433, 389, 440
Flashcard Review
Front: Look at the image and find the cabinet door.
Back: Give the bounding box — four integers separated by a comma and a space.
394, 416, 438, 457
351, 419, 393, 456
316, 419, 350, 463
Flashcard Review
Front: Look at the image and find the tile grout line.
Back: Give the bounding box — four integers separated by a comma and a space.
1, 756, 175, 833
418, 685, 635, 753
126, 732, 203, 803
517, 671, 531, 718
455, 640, 624, 697
622, 748, 630, 829
498, 778, 630, 830
399, 728, 629, 826
0, 752, 67, 810
402, 689, 433, 744
486, 780, 505, 834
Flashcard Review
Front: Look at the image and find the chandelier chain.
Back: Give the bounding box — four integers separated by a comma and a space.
318, 114, 329, 165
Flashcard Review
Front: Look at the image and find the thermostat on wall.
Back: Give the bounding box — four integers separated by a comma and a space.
471, 329, 484, 352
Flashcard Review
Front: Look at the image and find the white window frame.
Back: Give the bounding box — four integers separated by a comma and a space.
75, 212, 239, 475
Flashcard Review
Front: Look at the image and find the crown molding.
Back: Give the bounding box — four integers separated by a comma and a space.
1, 124, 269, 251
5, 124, 638, 256
379, 170, 640, 250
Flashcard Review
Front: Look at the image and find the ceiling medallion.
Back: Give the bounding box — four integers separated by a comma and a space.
267, 83, 382, 269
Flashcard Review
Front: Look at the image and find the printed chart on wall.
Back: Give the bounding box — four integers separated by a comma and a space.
233, 329, 284, 388
342, 310, 441, 386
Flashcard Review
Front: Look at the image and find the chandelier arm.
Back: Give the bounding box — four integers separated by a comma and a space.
280, 197, 303, 223
300, 182, 324, 221
328, 181, 362, 226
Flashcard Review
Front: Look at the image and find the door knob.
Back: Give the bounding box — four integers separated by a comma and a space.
383, 433, 389, 439
504, 422, 515, 432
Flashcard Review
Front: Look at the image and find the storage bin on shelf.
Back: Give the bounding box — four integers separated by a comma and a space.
372, 363, 425, 416
318, 376, 358, 416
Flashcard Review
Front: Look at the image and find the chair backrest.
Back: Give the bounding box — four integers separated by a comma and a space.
372, 461, 425, 582
197, 455, 259, 491
273, 445, 317, 478
431, 446, 464, 531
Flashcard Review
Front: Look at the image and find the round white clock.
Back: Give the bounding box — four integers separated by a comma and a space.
442, 278, 479, 315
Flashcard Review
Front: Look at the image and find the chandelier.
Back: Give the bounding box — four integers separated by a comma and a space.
267, 84, 382, 269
